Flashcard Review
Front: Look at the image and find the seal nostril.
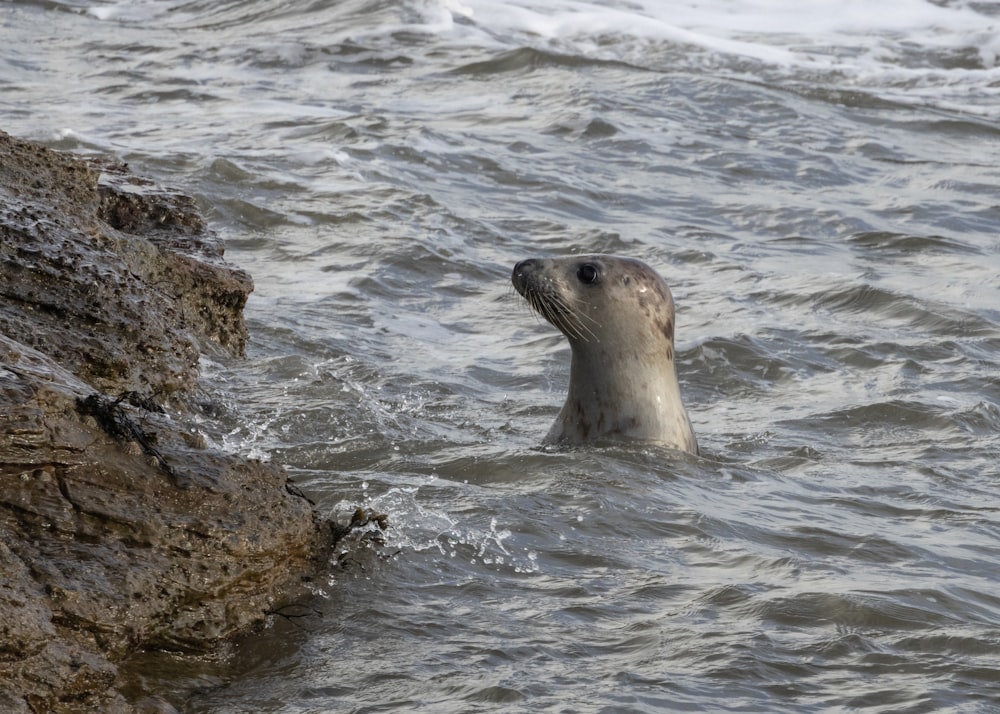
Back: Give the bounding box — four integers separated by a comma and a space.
512, 260, 526, 294
512, 259, 539, 293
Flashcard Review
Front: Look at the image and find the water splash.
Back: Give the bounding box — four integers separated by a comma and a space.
333, 477, 541, 575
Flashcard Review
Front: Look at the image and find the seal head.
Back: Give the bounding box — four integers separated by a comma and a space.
512, 254, 698, 454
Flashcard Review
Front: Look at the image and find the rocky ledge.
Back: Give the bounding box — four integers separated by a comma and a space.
0, 130, 330, 712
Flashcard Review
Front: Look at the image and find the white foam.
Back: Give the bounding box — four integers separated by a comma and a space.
86, 0, 194, 23
441, 0, 997, 61
414, 0, 1000, 116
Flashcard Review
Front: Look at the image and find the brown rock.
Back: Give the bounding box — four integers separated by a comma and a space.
0, 130, 329, 712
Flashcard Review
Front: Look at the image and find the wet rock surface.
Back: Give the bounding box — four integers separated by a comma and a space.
0, 130, 329, 712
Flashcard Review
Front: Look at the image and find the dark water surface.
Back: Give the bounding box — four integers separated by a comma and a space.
4, 0, 1000, 711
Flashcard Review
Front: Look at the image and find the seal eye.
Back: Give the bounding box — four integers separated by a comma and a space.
577, 263, 600, 285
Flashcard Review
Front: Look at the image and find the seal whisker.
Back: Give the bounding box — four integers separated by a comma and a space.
531, 290, 591, 343
558, 292, 602, 342
543, 290, 598, 343
520, 289, 553, 331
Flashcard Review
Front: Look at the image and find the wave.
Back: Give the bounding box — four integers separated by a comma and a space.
74, 0, 1000, 116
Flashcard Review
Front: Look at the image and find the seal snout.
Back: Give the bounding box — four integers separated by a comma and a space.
511, 258, 540, 296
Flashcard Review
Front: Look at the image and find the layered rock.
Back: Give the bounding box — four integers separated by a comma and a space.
0, 130, 328, 712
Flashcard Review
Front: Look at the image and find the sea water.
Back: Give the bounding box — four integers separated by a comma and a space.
3, 0, 1000, 711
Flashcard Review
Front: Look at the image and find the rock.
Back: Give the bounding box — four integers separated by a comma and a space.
0, 130, 329, 712
0, 132, 250, 395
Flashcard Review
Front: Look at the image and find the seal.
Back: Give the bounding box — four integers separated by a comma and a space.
511, 254, 698, 454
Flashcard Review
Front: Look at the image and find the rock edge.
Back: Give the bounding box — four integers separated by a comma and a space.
0, 130, 329, 713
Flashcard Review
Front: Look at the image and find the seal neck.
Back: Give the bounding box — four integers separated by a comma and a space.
546, 346, 696, 453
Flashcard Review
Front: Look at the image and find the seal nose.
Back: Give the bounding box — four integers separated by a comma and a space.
511, 259, 538, 295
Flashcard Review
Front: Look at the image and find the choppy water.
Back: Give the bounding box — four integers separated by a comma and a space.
5, 0, 1000, 711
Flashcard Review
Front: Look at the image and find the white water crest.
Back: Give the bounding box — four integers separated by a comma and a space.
425, 0, 1000, 116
